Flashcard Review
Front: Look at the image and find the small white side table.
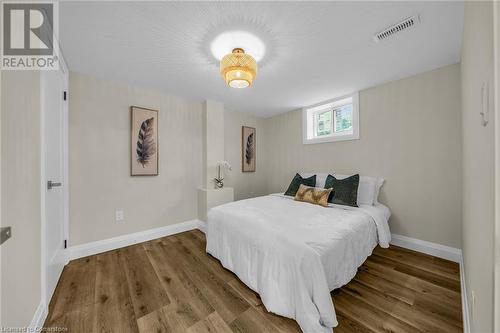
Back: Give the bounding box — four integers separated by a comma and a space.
197, 187, 234, 223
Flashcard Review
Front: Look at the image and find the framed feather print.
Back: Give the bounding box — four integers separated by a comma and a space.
242, 126, 256, 172
131, 106, 159, 176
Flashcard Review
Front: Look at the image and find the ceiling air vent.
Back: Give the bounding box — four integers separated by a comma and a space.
373, 15, 420, 42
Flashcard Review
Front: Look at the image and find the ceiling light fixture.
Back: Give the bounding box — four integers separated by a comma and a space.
220, 48, 257, 88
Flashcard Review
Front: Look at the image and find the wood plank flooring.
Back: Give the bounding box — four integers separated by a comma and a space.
44, 230, 463, 332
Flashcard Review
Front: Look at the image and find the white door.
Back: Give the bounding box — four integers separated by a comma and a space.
41, 62, 69, 307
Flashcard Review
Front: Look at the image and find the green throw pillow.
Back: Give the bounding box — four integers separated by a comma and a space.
324, 174, 359, 207
284, 173, 316, 196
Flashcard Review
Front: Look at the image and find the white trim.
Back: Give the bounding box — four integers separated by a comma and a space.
61, 53, 70, 267
390, 233, 461, 262
460, 255, 471, 333
197, 220, 206, 233
69, 219, 202, 260
493, 2, 500, 331
390, 233, 469, 332
0, 57, 2, 327
28, 301, 48, 332
302, 92, 360, 144
39, 66, 47, 318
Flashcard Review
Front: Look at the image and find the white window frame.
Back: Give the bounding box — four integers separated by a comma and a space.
302, 92, 359, 144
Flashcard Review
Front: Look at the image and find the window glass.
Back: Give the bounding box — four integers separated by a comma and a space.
316, 110, 332, 137
334, 104, 353, 133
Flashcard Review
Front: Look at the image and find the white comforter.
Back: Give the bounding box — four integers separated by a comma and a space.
206, 194, 391, 333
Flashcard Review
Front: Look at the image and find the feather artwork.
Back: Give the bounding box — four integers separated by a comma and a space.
245, 132, 254, 165
136, 117, 156, 167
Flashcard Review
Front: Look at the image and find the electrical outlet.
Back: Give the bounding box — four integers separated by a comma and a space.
115, 210, 124, 222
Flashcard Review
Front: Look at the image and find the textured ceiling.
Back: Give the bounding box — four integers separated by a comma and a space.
60, 1, 464, 117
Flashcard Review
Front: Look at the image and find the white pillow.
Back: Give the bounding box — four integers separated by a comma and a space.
374, 178, 385, 204
334, 174, 379, 206
300, 172, 330, 188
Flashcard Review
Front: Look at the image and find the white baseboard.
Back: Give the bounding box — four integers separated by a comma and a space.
69, 219, 202, 260
197, 220, 206, 233
28, 301, 47, 331
390, 233, 461, 263
390, 233, 469, 332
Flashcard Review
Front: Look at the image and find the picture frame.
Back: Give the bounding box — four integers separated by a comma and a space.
131, 106, 159, 176
242, 126, 256, 172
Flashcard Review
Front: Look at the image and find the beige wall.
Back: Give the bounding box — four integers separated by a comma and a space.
69, 72, 203, 246
224, 109, 267, 200
263, 64, 462, 248
461, 2, 495, 332
203, 100, 225, 188
1, 71, 42, 327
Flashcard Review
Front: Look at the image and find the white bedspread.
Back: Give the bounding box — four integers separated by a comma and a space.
206, 194, 391, 333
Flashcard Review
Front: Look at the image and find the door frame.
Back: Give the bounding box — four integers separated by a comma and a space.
40, 40, 70, 314
494, 1, 500, 331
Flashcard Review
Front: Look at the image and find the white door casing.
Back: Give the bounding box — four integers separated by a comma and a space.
494, 2, 500, 331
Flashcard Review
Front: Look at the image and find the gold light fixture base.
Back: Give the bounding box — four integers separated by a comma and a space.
220, 48, 257, 88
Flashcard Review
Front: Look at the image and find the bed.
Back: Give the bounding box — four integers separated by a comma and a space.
206, 192, 391, 333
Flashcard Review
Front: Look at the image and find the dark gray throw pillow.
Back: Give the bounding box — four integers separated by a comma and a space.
324, 174, 359, 207
284, 173, 316, 196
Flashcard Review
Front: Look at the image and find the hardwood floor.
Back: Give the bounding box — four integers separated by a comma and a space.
44, 230, 463, 333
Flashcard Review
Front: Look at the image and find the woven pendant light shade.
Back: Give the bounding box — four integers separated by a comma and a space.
220, 48, 257, 88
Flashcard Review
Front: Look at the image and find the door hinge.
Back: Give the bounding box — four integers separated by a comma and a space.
64, 239, 67, 249
63, 91, 67, 101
